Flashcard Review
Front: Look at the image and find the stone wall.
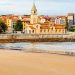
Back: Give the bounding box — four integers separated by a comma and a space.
0, 33, 75, 42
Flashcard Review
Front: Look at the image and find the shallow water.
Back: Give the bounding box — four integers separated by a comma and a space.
0, 42, 75, 52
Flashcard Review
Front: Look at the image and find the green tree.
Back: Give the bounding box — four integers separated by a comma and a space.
0, 18, 8, 33
14, 20, 23, 31
0, 22, 7, 33
0, 22, 8, 32
0, 26, 3, 33
69, 26, 75, 32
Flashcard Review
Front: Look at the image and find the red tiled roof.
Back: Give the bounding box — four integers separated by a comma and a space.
56, 16, 67, 19
40, 25, 49, 29
22, 16, 30, 19
55, 24, 65, 29
29, 26, 35, 29
11, 18, 18, 21
68, 13, 74, 16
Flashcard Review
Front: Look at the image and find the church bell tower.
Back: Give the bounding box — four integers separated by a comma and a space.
30, 3, 38, 24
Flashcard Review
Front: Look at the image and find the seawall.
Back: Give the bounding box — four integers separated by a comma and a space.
0, 33, 75, 42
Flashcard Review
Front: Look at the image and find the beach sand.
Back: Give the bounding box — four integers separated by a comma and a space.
0, 50, 75, 75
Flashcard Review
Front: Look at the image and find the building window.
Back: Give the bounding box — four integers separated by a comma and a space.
32, 30, 34, 33
59, 29, 61, 32
48, 29, 49, 32
51, 28, 53, 31
44, 30, 46, 32
60, 20, 65, 24
63, 30, 65, 32
40, 30, 42, 32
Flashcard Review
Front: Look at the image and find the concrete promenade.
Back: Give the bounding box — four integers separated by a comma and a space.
0, 32, 75, 42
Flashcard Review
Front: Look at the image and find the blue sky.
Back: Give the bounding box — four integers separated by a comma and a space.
0, 0, 75, 15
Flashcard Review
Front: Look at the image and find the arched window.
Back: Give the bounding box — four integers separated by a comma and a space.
48, 29, 49, 32
59, 29, 61, 32
32, 30, 34, 33
44, 30, 46, 32
51, 28, 53, 31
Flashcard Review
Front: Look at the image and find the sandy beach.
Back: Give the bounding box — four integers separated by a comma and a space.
0, 50, 75, 75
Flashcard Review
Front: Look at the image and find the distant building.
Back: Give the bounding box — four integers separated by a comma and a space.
50, 17, 55, 22
0, 3, 67, 34
6, 16, 18, 33
6, 18, 12, 33
38, 16, 46, 23
30, 3, 38, 24
67, 13, 74, 30
55, 16, 67, 25
24, 3, 66, 34
22, 21, 26, 32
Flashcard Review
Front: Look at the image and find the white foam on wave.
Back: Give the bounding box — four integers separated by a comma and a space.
0, 42, 75, 52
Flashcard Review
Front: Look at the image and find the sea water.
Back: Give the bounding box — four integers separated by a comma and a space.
0, 42, 75, 52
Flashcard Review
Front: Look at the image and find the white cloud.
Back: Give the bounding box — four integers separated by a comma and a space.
0, 0, 75, 15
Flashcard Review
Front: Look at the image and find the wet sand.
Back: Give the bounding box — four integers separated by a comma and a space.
0, 50, 75, 75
